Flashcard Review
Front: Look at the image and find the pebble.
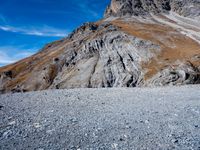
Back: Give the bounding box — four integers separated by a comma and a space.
70, 118, 78, 123
8, 120, 16, 125
112, 143, 118, 149
3, 130, 12, 138
125, 125, 131, 129
172, 139, 179, 143
46, 129, 54, 134
18, 131, 22, 135
33, 123, 42, 128
0, 105, 4, 110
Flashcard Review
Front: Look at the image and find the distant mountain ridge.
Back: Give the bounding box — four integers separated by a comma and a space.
0, 0, 200, 93
105, 0, 200, 18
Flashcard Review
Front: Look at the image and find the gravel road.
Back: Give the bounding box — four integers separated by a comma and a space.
0, 85, 200, 150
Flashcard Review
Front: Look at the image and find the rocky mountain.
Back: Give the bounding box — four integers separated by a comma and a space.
0, 0, 200, 93
105, 0, 200, 18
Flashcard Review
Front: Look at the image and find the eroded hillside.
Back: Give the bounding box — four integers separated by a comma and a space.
0, 0, 200, 93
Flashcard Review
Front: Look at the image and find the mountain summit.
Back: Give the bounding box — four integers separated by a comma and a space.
0, 0, 200, 93
105, 0, 200, 18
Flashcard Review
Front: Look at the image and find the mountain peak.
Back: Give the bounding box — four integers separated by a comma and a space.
104, 0, 200, 18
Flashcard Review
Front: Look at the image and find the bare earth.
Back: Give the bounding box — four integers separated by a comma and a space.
0, 85, 200, 150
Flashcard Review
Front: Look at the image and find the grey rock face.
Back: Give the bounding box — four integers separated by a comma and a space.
171, 0, 200, 19
50, 24, 160, 89
144, 62, 200, 86
104, 0, 200, 19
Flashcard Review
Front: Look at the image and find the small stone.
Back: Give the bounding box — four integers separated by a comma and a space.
50, 110, 54, 113
8, 120, 16, 125
46, 130, 54, 134
70, 145, 76, 149
125, 125, 131, 129
70, 118, 78, 123
174, 114, 178, 116
140, 120, 144, 123
18, 131, 22, 135
33, 123, 42, 128
111, 143, 118, 149
3, 130, 12, 138
8, 117, 13, 120
0, 105, 3, 110
172, 139, 179, 143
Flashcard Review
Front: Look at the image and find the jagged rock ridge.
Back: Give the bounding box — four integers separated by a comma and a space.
0, 0, 200, 93
104, 0, 200, 19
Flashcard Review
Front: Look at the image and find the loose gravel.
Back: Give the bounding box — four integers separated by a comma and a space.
0, 85, 200, 150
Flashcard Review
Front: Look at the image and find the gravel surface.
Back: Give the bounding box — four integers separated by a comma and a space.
0, 85, 200, 150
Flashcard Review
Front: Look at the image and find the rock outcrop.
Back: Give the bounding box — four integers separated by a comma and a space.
0, 0, 200, 93
104, 0, 200, 19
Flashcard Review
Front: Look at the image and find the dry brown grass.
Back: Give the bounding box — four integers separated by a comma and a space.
0, 39, 69, 91
112, 19, 200, 80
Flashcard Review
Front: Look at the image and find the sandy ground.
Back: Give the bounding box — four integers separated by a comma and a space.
0, 85, 200, 150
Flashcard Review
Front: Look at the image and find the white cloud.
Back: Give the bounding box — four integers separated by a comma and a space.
0, 24, 68, 37
0, 51, 15, 64
0, 46, 36, 66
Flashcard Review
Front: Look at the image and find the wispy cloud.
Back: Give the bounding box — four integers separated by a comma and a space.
0, 24, 68, 37
75, 0, 101, 18
40, 0, 101, 18
78, 3, 100, 18
0, 46, 36, 66
0, 15, 7, 24
0, 51, 16, 64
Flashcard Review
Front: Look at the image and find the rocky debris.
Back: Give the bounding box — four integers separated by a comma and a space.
0, 86, 200, 149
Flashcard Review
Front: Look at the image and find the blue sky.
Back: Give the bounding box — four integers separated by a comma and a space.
0, 0, 110, 66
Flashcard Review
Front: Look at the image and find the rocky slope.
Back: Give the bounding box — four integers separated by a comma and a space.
1, 86, 200, 149
0, 0, 200, 93
105, 0, 200, 19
